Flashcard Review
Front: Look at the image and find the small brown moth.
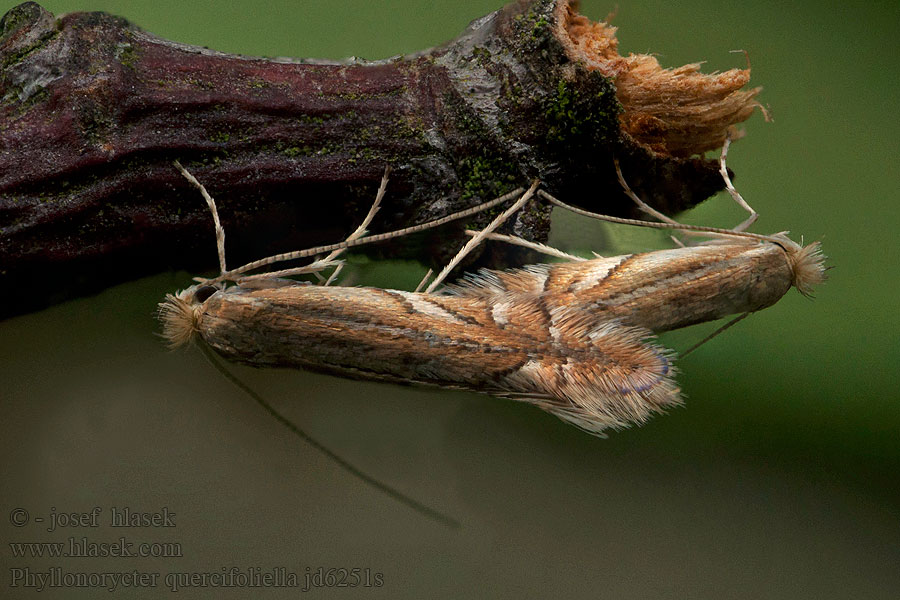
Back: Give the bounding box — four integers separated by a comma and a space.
160, 151, 825, 436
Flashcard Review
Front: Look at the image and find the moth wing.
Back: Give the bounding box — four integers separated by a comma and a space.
441, 256, 630, 300
498, 311, 682, 436
440, 264, 551, 298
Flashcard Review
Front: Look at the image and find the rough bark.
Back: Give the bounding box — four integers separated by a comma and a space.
0, 0, 761, 318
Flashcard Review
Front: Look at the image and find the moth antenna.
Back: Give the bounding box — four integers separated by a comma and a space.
539, 189, 780, 245
174, 161, 227, 276
543, 188, 827, 298
213, 187, 527, 284
614, 159, 682, 226
680, 313, 751, 359
718, 132, 759, 232
464, 230, 587, 262
232, 259, 342, 284
425, 180, 541, 293
196, 343, 459, 528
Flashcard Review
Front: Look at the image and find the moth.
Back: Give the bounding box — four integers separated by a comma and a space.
160, 150, 826, 436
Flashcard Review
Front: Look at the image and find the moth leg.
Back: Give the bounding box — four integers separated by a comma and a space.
228, 166, 393, 286
212, 185, 525, 284
719, 132, 759, 232
322, 165, 391, 286
414, 268, 434, 293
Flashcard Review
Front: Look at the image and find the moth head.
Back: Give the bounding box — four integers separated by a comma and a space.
768, 234, 827, 298
157, 284, 219, 349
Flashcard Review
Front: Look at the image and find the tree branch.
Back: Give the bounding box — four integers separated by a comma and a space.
0, 0, 761, 318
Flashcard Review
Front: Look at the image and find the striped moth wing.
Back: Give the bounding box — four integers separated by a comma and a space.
494, 302, 681, 435
443, 239, 825, 334
161, 283, 680, 435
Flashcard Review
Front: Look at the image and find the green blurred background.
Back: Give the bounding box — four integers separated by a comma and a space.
2, 1, 898, 598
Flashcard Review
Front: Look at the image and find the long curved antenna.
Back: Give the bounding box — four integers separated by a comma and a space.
425, 180, 540, 293
538, 190, 783, 244
216, 187, 526, 283
198, 344, 460, 528
175, 160, 226, 274
463, 230, 586, 262
614, 159, 680, 226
